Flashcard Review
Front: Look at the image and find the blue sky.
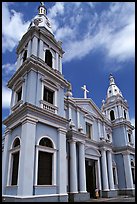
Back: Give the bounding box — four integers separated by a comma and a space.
2, 2, 135, 134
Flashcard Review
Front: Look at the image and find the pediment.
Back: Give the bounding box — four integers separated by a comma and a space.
85, 147, 101, 157
74, 98, 104, 119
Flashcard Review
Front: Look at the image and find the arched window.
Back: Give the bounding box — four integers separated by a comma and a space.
10, 138, 20, 186
23, 50, 27, 62
124, 110, 127, 119
110, 110, 115, 121
39, 137, 53, 148
131, 160, 135, 184
37, 137, 54, 185
45, 50, 52, 68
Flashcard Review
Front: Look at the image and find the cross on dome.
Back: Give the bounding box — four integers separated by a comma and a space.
81, 85, 89, 99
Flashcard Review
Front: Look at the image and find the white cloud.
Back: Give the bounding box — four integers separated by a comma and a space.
2, 63, 16, 75
2, 86, 12, 108
2, 2, 30, 53
50, 2, 135, 65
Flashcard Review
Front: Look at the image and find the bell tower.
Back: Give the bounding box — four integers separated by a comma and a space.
101, 74, 135, 196
101, 74, 134, 147
2, 3, 69, 201
9, 2, 69, 117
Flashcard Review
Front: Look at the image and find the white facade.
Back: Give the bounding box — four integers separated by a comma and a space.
2, 3, 135, 202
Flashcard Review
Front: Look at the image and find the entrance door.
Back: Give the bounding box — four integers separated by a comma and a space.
85, 159, 96, 198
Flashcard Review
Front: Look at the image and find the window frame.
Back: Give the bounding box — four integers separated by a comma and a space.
112, 161, 118, 186
35, 136, 57, 186
85, 122, 93, 139
43, 86, 54, 105
110, 110, 115, 121
45, 49, 53, 68
41, 80, 58, 107
7, 137, 20, 186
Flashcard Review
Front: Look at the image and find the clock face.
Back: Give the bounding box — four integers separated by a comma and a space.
38, 18, 43, 23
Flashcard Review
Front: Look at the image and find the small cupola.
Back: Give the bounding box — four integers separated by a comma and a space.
28, 2, 53, 34
107, 74, 123, 99
38, 2, 47, 15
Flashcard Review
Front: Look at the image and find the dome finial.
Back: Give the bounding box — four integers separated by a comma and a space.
40, 2, 44, 6
109, 73, 115, 85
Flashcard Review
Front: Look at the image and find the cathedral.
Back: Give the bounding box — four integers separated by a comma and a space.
2, 3, 135, 202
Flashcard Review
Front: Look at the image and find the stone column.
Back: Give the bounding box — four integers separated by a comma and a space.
107, 151, 115, 190
32, 36, 38, 57
118, 105, 122, 118
56, 52, 59, 70
27, 40, 32, 58
69, 140, 78, 193
2, 129, 11, 194
97, 158, 102, 191
123, 153, 134, 189
38, 39, 44, 60
59, 56, 62, 74
16, 54, 21, 70
17, 118, 37, 196
101, 148, 109, 191
79, 142, 86, 192
10, 90, 14, 113
57, 128, 67, 194
115, 106, 118, 119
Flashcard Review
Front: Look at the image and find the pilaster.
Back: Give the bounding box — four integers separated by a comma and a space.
17, 119, 37, 196
100, 148, 109, 191
27, 40, 32, 58
2, 129, 11, 194
78, 141, 86, 193
69, 139, 78, 193
107, 151, 115, 190
122, 153, 134, 189
32, 36, 38, 57
57, 128, 67, 194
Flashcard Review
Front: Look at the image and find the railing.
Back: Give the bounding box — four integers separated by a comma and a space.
40, 100, 58, 114
11, 100, 23, 112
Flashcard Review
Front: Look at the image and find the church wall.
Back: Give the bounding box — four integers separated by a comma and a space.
26, 70, 37, 105
36, 73, 43, 107
57, 87, 65, 117
36, 122, 58, 145
71, 108, 77, 129
112, 127, 127, 147
10, 125, 22, 146
115, 154, 126, 189
93, 120, 100, 141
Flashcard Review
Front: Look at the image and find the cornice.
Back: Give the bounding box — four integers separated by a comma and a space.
16, 26, 64, 55
7, 56, 70, 89
3, 102, 69, 128
112, 120, 134, 130
112, 145, 135, 154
